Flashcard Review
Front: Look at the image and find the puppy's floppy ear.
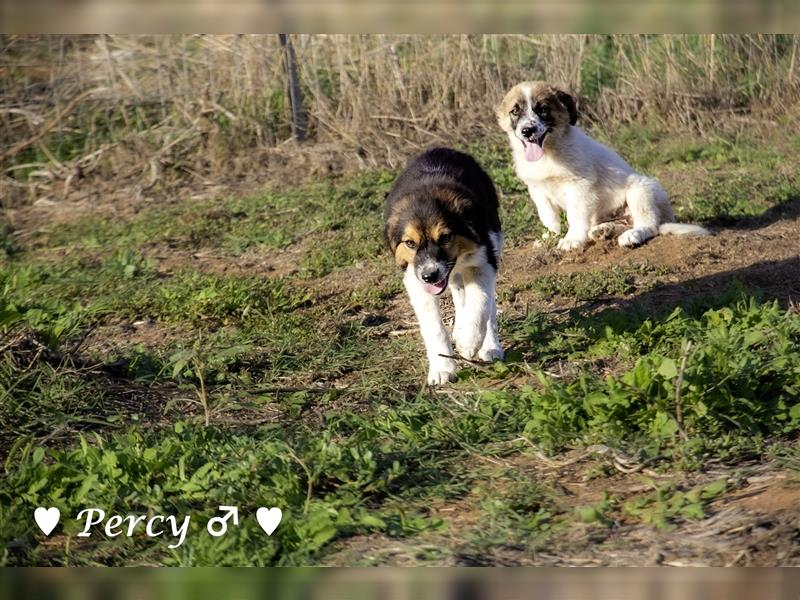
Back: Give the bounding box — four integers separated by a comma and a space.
555, 90, 578, 126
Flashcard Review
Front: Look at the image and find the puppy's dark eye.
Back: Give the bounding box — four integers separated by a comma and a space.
438, 233, 452, 245
404, 240, 417, 250
510, 105, 520, 116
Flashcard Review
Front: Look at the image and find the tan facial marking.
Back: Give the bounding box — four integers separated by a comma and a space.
395, 222, 423, 268
451, 234, 478, 259
428, 221, 451, 243
497, 83, 531, 131
402, 223, 422, 245
394, 244, 415, 269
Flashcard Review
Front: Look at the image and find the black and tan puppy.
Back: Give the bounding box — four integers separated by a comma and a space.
384, 147, 504, 385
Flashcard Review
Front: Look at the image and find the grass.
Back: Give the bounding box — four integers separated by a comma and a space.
510, 262, 669, 302
2, 124, 800, 566
595, 123, 800, 224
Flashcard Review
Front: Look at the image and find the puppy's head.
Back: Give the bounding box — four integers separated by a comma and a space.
497, 81, 577, 162
385, 191, 476, 295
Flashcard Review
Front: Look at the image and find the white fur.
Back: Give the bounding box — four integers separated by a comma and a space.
506, 110, 709, 249
658, 222, 710, 236
405, 232, 503, 386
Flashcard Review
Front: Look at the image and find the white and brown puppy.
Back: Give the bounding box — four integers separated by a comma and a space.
385, 148, 504, 385
498, 81, 708, 250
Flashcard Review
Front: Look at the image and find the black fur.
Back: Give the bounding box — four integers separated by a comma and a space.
384, 147, 501, 268
555, 90, 578, 125
533, 101, 556, 129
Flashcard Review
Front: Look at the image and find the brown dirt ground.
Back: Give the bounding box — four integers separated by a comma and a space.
323, 455, 800, 567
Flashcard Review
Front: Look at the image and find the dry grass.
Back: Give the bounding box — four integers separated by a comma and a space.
2, 34, 800, 207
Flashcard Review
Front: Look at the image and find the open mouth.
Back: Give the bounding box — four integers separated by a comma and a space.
421, 273, 449, 295
522, 131, 548, 162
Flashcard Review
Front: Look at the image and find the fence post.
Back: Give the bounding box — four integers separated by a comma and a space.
279, 34, 307, 142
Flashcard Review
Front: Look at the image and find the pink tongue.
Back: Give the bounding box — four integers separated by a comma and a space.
423, 278, 448, 295
525, 141, 543, 162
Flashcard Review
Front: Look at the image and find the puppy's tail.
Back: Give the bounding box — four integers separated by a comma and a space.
658, 222, 710, 236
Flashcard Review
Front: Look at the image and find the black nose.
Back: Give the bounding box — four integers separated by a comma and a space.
421, 268, 441, 283
521, 126, 535, 138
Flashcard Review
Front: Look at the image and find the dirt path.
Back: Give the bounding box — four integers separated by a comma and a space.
324, 457, 800, 566
500, 198, 800, 308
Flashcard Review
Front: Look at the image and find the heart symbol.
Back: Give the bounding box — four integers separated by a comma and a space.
34, 507, 60, 536
255, 507, 282, 535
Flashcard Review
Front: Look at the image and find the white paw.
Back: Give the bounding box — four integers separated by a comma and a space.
427, 367, 458, 386
477, 345, 504, 362
453, 323, 486, 361
557, 236, 587, 251
427, 356, 457, 385
455, 338, 482, 361
618, 228, 649, 247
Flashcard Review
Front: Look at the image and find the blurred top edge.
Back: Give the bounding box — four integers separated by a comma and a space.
1, 0, 800, 34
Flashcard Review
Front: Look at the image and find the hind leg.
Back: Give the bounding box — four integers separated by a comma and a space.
452, 266, 495, 361
450, 273, 467, 353
477, 298, 503, 362
478, 233, 504, 362
618, 177, 668, 247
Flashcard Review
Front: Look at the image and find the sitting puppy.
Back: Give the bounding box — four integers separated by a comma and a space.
498, 81, 708, 250
384, 148, 504, 385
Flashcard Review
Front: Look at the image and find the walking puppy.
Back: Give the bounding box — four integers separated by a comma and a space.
498, 81, 708, 250
384, 148, 504, 385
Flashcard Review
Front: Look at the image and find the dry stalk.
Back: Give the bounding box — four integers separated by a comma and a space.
674, 340, 693, 441
2, 35, 799, 205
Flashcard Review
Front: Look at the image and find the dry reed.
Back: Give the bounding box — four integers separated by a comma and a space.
2, 34, 799, 207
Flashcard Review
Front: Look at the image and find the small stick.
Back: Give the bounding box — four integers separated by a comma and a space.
247, 386, 334, 395
438, 353, 490, 366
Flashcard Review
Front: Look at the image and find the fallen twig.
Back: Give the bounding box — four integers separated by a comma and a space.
247, 385, 336, 395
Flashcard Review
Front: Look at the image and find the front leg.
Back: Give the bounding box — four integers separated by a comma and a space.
404, 268, 457, 385
529, 185, 562, 236
557, 186, 593, 251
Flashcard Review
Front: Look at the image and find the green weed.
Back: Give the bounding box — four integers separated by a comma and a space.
623, 479, 728, 529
